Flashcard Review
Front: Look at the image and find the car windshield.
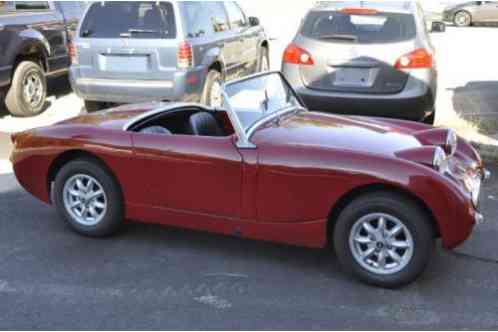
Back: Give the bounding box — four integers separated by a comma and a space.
223, 73, 302, 132
301, 9, 416, 44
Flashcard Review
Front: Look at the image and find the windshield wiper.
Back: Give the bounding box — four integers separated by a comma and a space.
319, 34, 358, 42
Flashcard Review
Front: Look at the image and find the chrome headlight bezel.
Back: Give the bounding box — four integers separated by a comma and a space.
433, 147, 449, 173
445, 129, 458, 156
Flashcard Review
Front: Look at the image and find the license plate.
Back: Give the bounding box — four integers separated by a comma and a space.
103, 55, 149, 72
333, 68, 373, 88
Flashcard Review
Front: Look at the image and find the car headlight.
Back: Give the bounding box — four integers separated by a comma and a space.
445, 129, 458, 156
464, 173, 482, 208
433, 147, 449, 173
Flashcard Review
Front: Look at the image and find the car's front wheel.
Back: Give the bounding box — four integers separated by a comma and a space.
333, 192, 435, 288
454, 11, 472, 27
54, 158, 124, 237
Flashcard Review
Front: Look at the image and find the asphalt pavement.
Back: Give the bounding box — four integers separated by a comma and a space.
0, 163, 498, 330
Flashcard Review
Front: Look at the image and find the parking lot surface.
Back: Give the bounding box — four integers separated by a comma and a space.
1, 21, 498, 329
0, 164, 497, 329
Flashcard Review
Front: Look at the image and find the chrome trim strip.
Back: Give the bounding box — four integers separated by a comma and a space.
77, 78, 174, 89
122, 102, 212, 131
245, 106, 306, 142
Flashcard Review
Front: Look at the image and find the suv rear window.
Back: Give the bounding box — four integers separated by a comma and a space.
80, 1, 176, 39
301, 10, 417, 44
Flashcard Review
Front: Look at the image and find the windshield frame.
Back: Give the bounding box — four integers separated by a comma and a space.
221, 71, 306, 149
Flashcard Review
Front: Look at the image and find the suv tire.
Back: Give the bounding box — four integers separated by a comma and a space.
201, 70, 224, 107
5, 61, 47, 117
258, 47, 270, 72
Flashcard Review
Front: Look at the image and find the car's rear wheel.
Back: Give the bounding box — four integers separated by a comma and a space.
5, 61, 47, 117
201, 70, 224, 108
454, 11, 472, 27
54, 159, 124, 237
333, 192, 435, 288
84, 100, 106, 113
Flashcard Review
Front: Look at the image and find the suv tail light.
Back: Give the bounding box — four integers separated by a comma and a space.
283, 44, 314, 66
68, 41, 78, 65
395, 48, 433, 70
178, 41, 193, 69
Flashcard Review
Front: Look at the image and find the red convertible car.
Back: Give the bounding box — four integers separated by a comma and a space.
11, 72, 489, 288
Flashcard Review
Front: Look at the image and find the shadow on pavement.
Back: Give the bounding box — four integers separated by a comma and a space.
451, 81, 498, 137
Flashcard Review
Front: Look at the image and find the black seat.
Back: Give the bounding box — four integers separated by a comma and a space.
188, 112, 224, 137
139, 126, 172, 135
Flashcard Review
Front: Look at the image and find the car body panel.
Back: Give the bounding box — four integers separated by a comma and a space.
11, 96, 484, 250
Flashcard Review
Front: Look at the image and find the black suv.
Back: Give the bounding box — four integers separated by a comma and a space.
0, 1, 86, 116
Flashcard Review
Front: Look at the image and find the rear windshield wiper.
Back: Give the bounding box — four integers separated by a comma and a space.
318, 34, 358, 42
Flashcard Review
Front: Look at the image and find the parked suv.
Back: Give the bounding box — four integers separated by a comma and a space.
0, 1, 86, 116
282, 1, 444, 124
70, 1, 269, 111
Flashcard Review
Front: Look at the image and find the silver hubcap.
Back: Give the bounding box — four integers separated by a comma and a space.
63, 174, 107, 226
455, 13, 470, 26
209, 80, 223, 107
349, 213, 414, 275
22, 71, 44, 108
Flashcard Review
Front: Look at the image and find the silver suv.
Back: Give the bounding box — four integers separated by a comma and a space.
70, 1, 269, 112
282, 1, 444, 124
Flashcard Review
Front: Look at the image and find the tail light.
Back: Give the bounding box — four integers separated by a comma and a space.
68, 41, 78, 65
283, 44, 314, 66
178, 41, 193, 69
340, 8, 378, 15
394, 48, 433, 70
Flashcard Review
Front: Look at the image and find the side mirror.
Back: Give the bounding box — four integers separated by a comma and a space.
248, 16, 260, 27
431, 21, 446, 33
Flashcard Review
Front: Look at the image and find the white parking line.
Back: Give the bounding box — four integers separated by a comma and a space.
0, 159, 13, 175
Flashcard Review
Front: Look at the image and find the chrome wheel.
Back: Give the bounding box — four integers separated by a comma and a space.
455, 12, 471, 26
349, 213, 414, 275
22, 70, 44, 109
63, 174, 107, 226
209, 80, 223, 107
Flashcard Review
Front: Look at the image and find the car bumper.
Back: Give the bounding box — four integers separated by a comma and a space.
283, 64, 437, 122
70, 66, 205, 104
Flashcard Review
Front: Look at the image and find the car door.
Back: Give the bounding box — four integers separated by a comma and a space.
224, 1, 257, 77
131, 131, 243, 219
480, 1, 498, 22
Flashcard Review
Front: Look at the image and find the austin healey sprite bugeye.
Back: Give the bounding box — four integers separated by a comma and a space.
11, 72, 489, 288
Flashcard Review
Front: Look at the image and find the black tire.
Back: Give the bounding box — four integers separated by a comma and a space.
257, 46, 270, 72
201, 70, 223, 107
84, 100, 105, 113
454, 11, 472, 27
53, 158, 124, 237
333, 192, 435, 288
5, 61, 47, 117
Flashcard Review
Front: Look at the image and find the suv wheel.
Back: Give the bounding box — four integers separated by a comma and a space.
454, 11, 472, 27
201, 70, 223, 108
258, 47, 270, 72
5, 61, 47, 117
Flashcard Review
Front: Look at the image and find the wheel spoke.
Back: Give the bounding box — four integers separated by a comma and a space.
361, 247, 376, 260
391, 241, 410, 249
377, 250, 387, 268
387, 249, 402, 264
354, 236, 373, 245
69, 189, 82, 197
93, 201, 106, 210
388, 224, 403, 237
362, 222, 376, 235
377, 217, 386, 232
76, 179, 86, 191
87, 189, 103, 200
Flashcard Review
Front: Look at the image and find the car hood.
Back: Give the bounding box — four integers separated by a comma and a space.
252, 111, 429, 157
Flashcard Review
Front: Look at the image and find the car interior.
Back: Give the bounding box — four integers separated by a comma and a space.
129, 107, 235, 137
